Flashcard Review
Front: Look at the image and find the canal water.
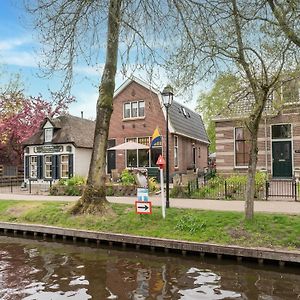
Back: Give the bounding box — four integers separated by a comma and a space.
0, 236, 299, 299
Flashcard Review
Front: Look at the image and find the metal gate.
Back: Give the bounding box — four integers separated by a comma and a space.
266, 179, 297, 201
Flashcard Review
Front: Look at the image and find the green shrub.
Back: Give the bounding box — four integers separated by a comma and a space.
65, 185, 83, 196
58, 175, 86, 186
170, 185, 189, 198
148, 177, 158, 193
120, 169, 136, 185
106, 185, 114, 196
191, 172, 267, 200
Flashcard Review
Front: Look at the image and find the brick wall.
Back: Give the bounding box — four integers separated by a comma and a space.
215, 107, 300, 177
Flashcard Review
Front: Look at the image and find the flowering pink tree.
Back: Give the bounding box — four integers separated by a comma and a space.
0, 92, 74, 165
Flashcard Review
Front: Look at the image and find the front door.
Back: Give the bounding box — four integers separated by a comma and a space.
272, 141, 292, 178
107, 139, 116, 174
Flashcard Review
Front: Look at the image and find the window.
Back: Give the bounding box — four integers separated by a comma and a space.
44, 155, 52, 178
61, 155, 69, 178
138, 137, 149, 167
66, 145, 72, 152
124, 103, 131, 118
44, 128, 53, 143
127, 150, 138, 167
125, 137, 162, 168
131, 102, 138, 118
235, 127, 250, 167
123, 101, 145, 119
174, 136, 178, 168
150, 148, 162, 167
138, 101, 145, 117
272, 124, 291, 139
30, 156, 37, 178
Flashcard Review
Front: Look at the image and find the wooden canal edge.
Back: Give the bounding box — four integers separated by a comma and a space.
0, 221, 299, 267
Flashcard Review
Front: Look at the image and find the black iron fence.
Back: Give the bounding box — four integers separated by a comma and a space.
0, 177, 53, 194
187, 177, 298, 201
188, 179, 265, 200
266, 179, 297, 201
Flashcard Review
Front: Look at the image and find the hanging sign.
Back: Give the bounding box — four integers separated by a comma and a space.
34, 145, 63, 153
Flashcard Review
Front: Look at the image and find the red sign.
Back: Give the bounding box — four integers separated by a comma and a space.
156, 155, 165, 169
135, 201, 152, 214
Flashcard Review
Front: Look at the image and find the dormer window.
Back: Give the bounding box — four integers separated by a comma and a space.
44, 128, 53, 143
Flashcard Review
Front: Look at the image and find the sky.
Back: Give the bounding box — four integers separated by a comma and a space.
0, 1, 207, 119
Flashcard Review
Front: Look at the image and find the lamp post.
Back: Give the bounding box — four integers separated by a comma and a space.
161, 85, 174, 208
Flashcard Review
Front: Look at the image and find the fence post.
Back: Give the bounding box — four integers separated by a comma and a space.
10, 178, 13, 193
265, 181, 269, 201
29, 180, 32, 194
224, 180, 227, 199
294, 180, 297, 202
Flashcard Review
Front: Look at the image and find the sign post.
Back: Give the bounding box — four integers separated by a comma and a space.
156, 155, 166, 219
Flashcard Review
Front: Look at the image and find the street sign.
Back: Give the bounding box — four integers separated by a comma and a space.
156, 155, 165, 169
135, 201, 152, 214
137, 188, 149, 201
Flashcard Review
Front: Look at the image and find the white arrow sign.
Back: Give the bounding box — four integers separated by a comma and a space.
135, 201, 152, 214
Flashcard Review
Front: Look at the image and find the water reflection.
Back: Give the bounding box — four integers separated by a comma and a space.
0, 236, 299, 299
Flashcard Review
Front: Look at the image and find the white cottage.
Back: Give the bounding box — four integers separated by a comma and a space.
23, 115, 94, 183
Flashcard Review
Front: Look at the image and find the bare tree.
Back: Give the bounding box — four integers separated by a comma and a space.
166, 0, 299, 219
25, 0, 173, 214
267, 0, 300, 48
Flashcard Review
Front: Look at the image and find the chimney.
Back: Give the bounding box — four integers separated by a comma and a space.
81, 111, 83, 119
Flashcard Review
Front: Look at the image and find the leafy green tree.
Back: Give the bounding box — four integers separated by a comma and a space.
167, 0, 299, 220
197, 73, 240, 152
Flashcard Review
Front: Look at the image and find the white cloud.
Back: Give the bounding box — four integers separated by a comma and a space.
0, 51, 38, 67
74, 65, 104, 76
0, 37, 31, 51
69, 91, 98, 120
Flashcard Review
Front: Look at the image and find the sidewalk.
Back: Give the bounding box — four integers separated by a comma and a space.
0, 193, 299, 214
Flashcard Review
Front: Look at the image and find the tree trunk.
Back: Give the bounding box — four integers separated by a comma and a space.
244, 92, 268, 220
71, 0, 122, 215
245, 127, 258, 220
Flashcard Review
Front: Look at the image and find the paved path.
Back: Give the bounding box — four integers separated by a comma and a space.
0, 193, 299, 214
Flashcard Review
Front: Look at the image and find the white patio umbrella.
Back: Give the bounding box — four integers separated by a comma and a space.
108, 141, 149, 150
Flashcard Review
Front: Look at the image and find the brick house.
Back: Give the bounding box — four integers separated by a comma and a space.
107, 77, 209, 176
214, 80, 300, 178
23, 77, 209, 182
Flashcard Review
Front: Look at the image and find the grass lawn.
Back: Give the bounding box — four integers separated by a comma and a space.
0, 200, 299, 250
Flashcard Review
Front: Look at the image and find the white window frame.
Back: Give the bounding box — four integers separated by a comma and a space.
44, 155, 52, 178
30, 156, 37, 178
60, 155, 69, 178
123, 100, 145, 119
174, 135, 179, 169
44, 128, 53, 143
234, 127, 249, 169
123, 102, 131, 119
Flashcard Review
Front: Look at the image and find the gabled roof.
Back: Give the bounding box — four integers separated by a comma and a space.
169, 101, 209, 143
23, 115, 95, 148
114, 76, 209, 144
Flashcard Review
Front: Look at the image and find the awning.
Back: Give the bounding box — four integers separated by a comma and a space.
108, 141, 149, 150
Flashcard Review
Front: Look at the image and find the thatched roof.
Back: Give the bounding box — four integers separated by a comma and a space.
23, 115, 95, 148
